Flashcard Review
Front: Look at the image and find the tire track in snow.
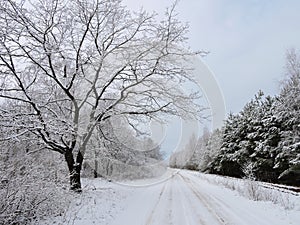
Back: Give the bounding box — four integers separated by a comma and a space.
172, 174, 207, 225
178, 172, 229, 225
145, 171, 229, 225
145, 180, 168, 225
184, 172, 277, 225
167, 176, 173, 225
145, 171, 181, 225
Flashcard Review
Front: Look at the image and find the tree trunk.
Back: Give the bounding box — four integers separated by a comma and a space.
94, 159, 98, 178
64, 150, 82, 193
70, 165, 82, 192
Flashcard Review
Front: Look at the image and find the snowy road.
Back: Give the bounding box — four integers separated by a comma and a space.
111, 169, 299, 225
53, 169, 300, 225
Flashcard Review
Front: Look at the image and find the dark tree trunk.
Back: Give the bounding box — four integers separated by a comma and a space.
64, 150, 82, 193
94, 159, 98, 178
69, 164, 82, 192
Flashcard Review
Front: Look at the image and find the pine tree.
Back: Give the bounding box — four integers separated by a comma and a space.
274, 49, 300, 185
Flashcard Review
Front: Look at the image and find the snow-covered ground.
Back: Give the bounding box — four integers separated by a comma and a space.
44, 169, 300, 225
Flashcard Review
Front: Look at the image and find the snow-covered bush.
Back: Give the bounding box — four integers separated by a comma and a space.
242, 162, 262, 201
0, 143, 72, 224
197, 173, 297, 210
81, 117, 166, 180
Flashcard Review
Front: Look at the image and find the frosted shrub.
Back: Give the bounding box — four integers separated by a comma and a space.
241, 162, 261, 201
0, 150, 72, 224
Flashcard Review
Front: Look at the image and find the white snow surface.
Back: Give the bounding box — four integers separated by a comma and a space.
44, 169, 300, 225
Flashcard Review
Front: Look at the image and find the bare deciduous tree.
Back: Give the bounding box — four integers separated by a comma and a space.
0, 0, 204, 192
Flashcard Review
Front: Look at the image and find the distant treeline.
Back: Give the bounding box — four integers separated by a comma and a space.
170, 49, 300, 187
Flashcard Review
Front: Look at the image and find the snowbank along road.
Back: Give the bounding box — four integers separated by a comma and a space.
51, 169, 300, 225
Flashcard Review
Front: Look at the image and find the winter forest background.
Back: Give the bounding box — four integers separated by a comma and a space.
0, 0, 299, 224
170, 48, 300, 187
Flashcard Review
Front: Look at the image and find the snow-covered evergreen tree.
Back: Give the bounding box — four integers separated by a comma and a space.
274, 49, 300, 185
209, 91, 282, 181
200, 128, 223, 171
209, 49, 300, 185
